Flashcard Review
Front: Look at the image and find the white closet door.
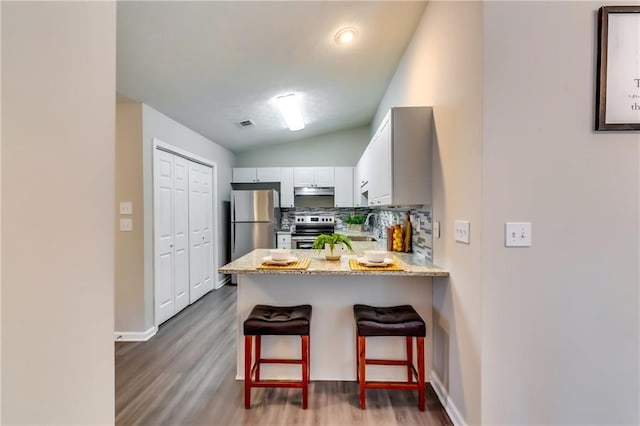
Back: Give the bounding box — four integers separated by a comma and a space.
200, 165, 214, 293
173, 156, 190, 313
189, 161, 213, 303
154, 150, 175, 325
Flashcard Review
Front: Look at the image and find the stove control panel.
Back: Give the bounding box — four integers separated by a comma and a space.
295, 215, 335, 224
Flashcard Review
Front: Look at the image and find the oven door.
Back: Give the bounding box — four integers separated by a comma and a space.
291, 237, 315, 249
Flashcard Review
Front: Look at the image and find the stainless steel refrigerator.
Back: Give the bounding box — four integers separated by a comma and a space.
230, 189, 280, 283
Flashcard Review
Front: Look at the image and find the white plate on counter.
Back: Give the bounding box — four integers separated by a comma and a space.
262, 256, 298, 265
356, 257, 394, 267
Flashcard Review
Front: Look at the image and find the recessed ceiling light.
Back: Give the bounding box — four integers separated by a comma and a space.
335, 27, 357, 45
276, 94, 305, 131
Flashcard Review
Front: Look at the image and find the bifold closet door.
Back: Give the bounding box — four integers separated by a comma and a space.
154, 149, 190, 326
188, 161, 214, 303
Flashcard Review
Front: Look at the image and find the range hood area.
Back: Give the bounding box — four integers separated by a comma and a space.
294, 186, 334, 196
294, 186, 335, 208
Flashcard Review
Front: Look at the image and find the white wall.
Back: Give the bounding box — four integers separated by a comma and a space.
234, 125, 369, 167
373, 2, 484, 424
2, 2, 115, 424
142, 104, 235, 330
482, 2, 639, 424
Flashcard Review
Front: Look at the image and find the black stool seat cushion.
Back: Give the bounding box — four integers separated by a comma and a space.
354, 304, 426, 337
244, 304, 312, 336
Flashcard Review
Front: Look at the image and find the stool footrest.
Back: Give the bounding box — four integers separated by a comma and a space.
365, 381, 424, 390
366, 359, 410, 366
252, 380, 305, 388
258, 358, 302, 364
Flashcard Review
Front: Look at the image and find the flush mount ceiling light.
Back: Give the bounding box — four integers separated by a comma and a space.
334, 27, 357, 45
276, 94, 305, 131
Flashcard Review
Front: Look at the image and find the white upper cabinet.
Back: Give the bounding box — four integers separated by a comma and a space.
280, 167, 295, 208
293, 167, 335, 187
232, 167, 281, 183
256, 167, 281, 182
232, 167, 257, 183
353, 163, 362, 207
334, 167, 354, 207
363, 107, 433, 207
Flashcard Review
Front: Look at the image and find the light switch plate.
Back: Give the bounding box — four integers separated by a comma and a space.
455, 220, 470, 244
433, 221, 440, 239
119, 201, 133, 215
505, 222, 531, 247
120, 218, 133, 232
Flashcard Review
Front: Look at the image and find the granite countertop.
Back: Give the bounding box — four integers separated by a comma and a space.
218, 248, 449, 277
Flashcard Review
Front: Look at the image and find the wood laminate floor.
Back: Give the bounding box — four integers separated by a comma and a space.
115, 285, 452, 426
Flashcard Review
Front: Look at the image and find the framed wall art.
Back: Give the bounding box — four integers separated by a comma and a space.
595, 6, 640, 131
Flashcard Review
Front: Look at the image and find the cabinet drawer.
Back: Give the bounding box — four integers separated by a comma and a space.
277, 234, 291, 249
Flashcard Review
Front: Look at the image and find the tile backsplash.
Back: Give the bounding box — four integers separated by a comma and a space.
281, 207, 433, 261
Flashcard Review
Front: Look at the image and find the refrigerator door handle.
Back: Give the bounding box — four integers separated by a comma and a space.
231, 224, 235, 258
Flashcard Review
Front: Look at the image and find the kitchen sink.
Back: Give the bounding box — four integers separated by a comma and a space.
349, 236, 377, 241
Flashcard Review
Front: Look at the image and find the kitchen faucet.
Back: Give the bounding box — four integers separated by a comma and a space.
364, 213, 376, 228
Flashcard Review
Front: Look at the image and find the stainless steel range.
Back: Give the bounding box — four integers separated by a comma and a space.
291, 214, 335, 249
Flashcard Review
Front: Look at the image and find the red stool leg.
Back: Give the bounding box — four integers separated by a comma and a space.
355, 332, 360, 382
358, 335, 366, 409
406, 336, 413, 383
417, 337, 425, 411
244, 335, 253, 409
254, 335, 261, 381
301, 335, 309, 409
307, 334, 311, 383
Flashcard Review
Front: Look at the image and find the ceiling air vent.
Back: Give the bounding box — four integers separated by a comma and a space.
238, 120, 255, 128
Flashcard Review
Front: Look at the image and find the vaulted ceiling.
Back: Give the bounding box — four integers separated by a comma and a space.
117, 1, 427, 152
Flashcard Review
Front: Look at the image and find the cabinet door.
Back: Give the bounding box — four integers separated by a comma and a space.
280, 167, 295, 208
353, 164, 361, 207
293, 167, 314, 186
277, 234, 292, 249
256, 167, 281, 182
334, 167, 353, 207
368, 118, 392, 206
376, 118, 392, 205
359, 145, 371, 191
366, 132, 380, 203
313, 167, 334, 186
232, 167, 257, 183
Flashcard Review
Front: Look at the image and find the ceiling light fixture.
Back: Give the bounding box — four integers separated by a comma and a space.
276, 94, 305, 131
335, 27, 357, 45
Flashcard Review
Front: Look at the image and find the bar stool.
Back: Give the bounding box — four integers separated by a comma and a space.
353, 304, 426, 411
243, 304, 312, 409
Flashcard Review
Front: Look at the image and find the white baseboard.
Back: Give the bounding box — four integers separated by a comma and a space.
431, 372, 466, 426
216, 275, 231, 289
114, 326, 157, 342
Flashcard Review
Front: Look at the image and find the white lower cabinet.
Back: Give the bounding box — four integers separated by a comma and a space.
154, 148, 215, 326
277, 233, 291, 249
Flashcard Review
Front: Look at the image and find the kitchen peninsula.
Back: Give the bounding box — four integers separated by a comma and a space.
219, 247, 448, 382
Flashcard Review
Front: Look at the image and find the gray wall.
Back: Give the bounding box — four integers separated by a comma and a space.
235, 125, 369, 167
2, 2, 115, 423
373, 2, 484, 423
142, 104, 235, 330
481, 2, 639, 424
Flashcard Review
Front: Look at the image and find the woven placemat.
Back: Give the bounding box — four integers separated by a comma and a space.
258, 258, 311, 270
349, 258, 403, 271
